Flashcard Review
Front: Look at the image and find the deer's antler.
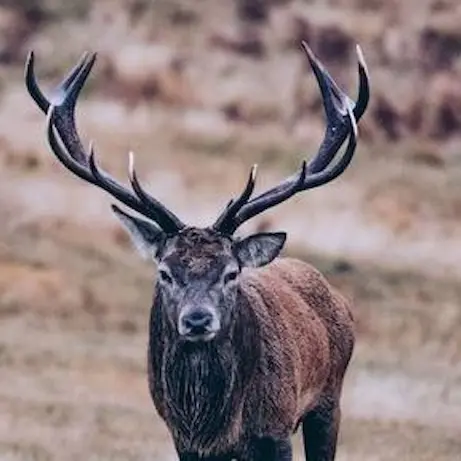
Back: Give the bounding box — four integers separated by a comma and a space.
26, 51, 185, 234
213, 43, 369, 235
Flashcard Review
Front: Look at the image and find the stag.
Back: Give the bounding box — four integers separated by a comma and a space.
25, 42, 369, 461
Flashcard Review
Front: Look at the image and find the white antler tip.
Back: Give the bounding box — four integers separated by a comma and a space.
348, 106, 358, 137
301, 40, 311, 52
128, 151, 135, 177
26, 50, 34, 66
356, 44, 368, 73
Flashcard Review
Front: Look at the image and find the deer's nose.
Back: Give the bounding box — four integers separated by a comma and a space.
182, 310, 213, 334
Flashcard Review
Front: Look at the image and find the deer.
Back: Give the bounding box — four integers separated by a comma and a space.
25, 42, 369, 461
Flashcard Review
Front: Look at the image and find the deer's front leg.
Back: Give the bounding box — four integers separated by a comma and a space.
302, 395, 341, 461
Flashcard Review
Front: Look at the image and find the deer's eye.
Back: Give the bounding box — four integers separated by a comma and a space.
158, 269, 173, 285
223, 271, 239, 285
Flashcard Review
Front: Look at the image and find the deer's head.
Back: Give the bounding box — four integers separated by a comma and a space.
25, 43, 369, 342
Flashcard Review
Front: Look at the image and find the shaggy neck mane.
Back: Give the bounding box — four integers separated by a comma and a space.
165, 340, 237, 448
149, 288, 260, 453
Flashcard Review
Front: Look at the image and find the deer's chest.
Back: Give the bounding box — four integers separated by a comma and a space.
158, 345, 242, 455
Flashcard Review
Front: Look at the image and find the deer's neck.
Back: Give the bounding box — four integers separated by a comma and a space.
149, 290, 260, 453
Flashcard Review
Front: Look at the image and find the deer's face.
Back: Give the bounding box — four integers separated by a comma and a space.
112, 217, 285, 343
156, 229, 240, 342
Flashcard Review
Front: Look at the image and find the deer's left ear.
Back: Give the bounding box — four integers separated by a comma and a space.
111, 204, 166, 260
234, 232, 286, 268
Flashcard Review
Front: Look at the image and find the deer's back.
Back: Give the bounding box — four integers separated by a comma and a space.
240, 257, 354, 432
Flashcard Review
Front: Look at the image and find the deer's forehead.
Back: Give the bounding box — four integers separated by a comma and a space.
161, 228, 236, 278
165, 254, 231, 281
163, 228, 233, 257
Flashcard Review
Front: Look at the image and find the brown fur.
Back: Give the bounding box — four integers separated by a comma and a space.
242, 258, 354, 430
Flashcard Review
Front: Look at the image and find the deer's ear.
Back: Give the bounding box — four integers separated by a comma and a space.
234, 232, 286, 268
111, 204, 165, 260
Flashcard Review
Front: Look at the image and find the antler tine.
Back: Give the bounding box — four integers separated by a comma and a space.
86, 145, 158, 215
25, 51, 49, 113
52, 53, 95, 107
127, 152, 187, 231
302, 41, 348, 116
86, 144, 152, 214
353, 44, 370, 120
222, 160, 307, 235
213, 164, 258, 231
32, 53, 185, 233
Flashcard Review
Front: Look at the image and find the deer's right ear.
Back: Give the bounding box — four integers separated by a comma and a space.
234, 232, 286, 268
111, 204, 165, 260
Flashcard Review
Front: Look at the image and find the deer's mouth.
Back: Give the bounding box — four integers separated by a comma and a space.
182, 330, 217, 343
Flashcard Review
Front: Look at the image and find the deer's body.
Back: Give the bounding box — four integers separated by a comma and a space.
27, 42, 368, 461
147, 231, 354, 460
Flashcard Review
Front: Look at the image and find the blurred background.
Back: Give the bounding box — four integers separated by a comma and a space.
0, 0, 461, 460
